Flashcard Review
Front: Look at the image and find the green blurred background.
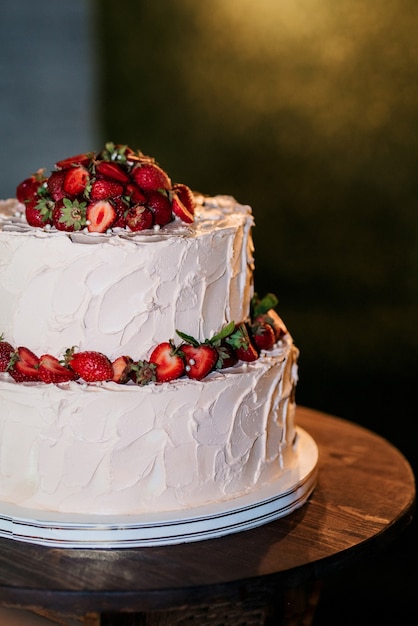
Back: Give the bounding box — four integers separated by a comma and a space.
0, 1, 416, 623
94, 0, 417, 444
95, 3, 418, 623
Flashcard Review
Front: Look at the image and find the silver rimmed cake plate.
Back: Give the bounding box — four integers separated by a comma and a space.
0, 427, 318, 548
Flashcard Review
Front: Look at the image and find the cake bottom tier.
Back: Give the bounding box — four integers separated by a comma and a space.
0, 339, 300, 516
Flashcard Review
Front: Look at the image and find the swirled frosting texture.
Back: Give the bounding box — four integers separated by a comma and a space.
0, 339, 298, 514
0, 196, 254, 360
0, 194, 301, 516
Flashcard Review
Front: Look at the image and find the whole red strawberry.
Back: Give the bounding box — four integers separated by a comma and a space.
66, 349, 114, 383
47, 170, 67, 201
176, 331, 218, 380
145, 190, 173, 227
126, 205, 154, 231
251, 293, 287, 340
52, 198, 87, 232
90, 178, 124, 201
16, 170, 46, 204
132, 162, 171, 192
250, 321, 276, 351
25, 197, 53, 227
226, 323, 259, 362
149, 340, 185, 382
0, 337, 14, 372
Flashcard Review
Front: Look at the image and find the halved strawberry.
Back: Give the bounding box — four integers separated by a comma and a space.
95, 161, 130, 184
52, 198, 87, 231
66, 349, 114, 383
171, 190, 194, 224
86, 200, 116, 233
38, 354, 78, 384
55, 152, 94, 169
250, 321, 276, 351
63, 165, 90, 197
149, 340, 185, 382
111, 355, 134, 384
130, 359, 157, 386
47, 170, 67, 201
125, 183, 147, 205
226, 323, 259, 362
90, 178, 124, 201
132, 162, 171, 192
145, 190, 173, 227
8, 347, 40, 382
172, 183, 195, 217
126, 204, 153, 231
0, 337, 14, 372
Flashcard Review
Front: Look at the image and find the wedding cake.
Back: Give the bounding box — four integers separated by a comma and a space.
0, 144, 317, 545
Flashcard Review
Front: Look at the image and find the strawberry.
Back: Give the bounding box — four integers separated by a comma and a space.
55, 152, 94, 169
111, 197, 129, 228
226, 323, 259, 362
52, 198, 87, 231
149, 340, 185, 382
132, 162, 171, 192
251, 293, 287, 340
63, 165, 90, 197
38, 354, 78, 384
97, 142, 143, 165
8, 347, 40, 382
25, 197, 53, 227
95, 161, 130, 184
176, 331, 218, 380
125, 204, 153, 231
66, 349, 114, 383
215, 342, 238, 369
130, 360, 157, 386
125, 183, 147, 205
16, 170, 46, 204
86, 200, 116, 233
47, 170, 67, 201
172, 183, 195, 217
90, 178, 124, 201
0, 337, 14, 372
145, 190, 173, 227
111, 355, 134, 384
171, 190, 194, 224
250, 321, 276, 351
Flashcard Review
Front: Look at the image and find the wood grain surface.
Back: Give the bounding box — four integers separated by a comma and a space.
0, 406, 414, 623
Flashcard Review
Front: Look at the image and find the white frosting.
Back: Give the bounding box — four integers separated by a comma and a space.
0, 196, 254, 360
0, 339, 298, 514
0, 194, 302, 517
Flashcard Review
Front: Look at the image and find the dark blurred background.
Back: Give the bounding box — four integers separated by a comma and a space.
1, 1, 417, 624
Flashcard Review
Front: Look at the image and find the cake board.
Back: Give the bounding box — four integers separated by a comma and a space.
0, 427, 318, 548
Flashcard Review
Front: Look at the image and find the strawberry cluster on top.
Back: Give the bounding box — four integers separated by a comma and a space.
0, 294, 287, 386
15, 142, 195, 233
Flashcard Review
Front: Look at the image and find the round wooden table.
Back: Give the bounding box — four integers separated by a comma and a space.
0, 407, 415, 625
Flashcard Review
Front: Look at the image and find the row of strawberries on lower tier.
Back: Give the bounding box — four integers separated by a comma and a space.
0, 295, 287, 386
